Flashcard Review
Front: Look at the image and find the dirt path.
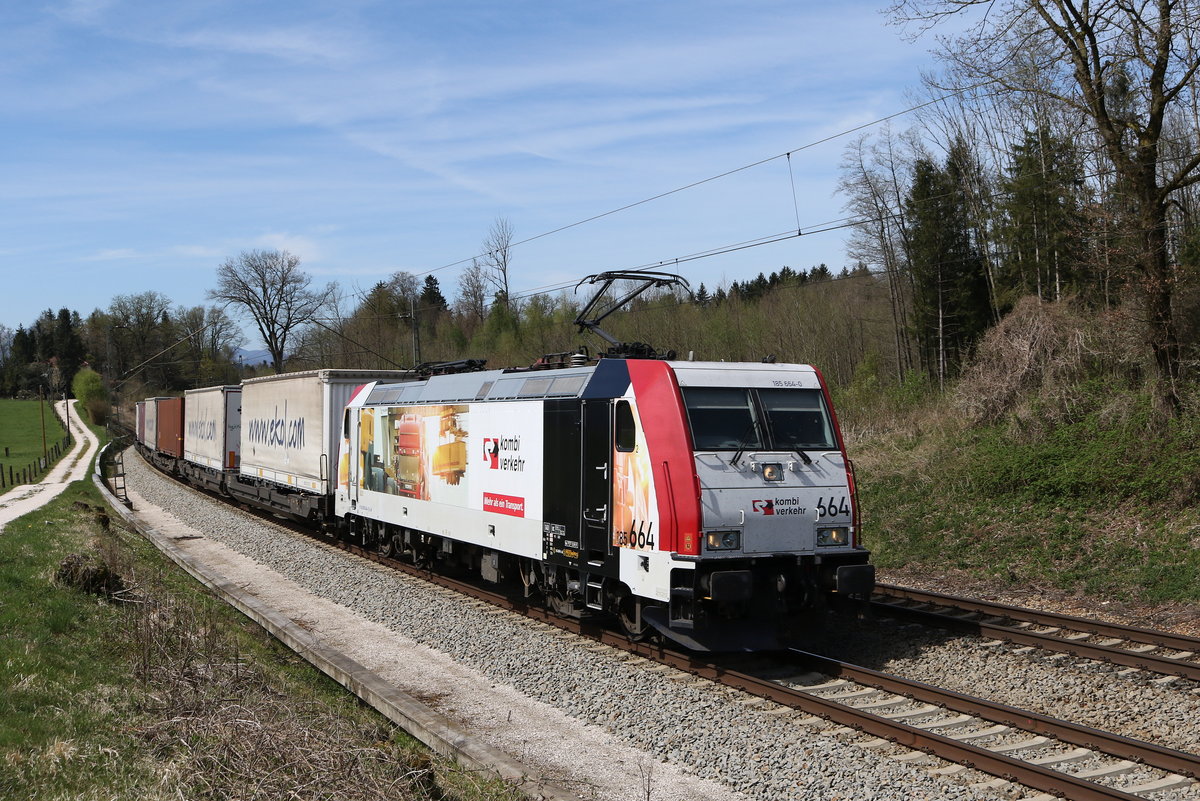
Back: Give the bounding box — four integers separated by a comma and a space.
0, 400, 99, 530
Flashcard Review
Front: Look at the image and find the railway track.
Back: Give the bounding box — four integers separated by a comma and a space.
121, 456, 1200, 801
755, 651, 1198, 800
871, 584, 1200, 682
323, 536, 1199, 800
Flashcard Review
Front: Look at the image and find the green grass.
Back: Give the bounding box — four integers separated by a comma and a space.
0, 398, 69, 482
851, 384, 1200, 604
0, 479, 524, 801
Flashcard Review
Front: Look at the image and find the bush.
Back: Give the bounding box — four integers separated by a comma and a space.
71, 367, 108, 425
55, 552, 127, 598
954, 296, 1146, 429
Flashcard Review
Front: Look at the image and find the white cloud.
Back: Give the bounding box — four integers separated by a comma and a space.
84, 247, 141, 261
247, 232, 322, 263
50, 0, 116, 26
171, 25, 361, 65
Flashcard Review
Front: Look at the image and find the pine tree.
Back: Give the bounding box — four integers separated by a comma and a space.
420, 275, 449, 315
996, 126, 1086, 310
905, 152, 991, 386
745, 272, 770, 301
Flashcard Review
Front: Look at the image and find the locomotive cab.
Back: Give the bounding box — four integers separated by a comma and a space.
636, 363, 874, 650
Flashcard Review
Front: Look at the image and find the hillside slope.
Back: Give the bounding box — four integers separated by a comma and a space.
840, 299, 1200, 621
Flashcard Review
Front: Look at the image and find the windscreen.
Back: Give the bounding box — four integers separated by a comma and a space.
759, 388, 836, 450
682, 387, 836, 452
681, 388, 762, 450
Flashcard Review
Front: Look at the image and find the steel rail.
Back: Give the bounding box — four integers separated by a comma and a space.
784, 649, 1200, 780
132, 459, 1193, 801
873, 585, 1200, 681
877, 583, 1200, 653
336, 542, 1195, 800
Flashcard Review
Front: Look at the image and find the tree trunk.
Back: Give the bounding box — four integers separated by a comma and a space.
1139, 200, 1181, 412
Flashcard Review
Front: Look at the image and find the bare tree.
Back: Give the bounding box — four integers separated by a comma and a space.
839, 128, 920, 377
480, 216, 514, 307
0, 324, 12, 365
108, 290, 176, 386
385, 270, 419, 304
209, 250, 332, 374
890, 0, 1200, 411
454, 259, 490, 334
176, 305, 245, 385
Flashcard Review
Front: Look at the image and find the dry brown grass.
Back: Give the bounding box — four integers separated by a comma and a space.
953, 296, 1147, 428
48, 519, 524, 801
120, 573, 502, 801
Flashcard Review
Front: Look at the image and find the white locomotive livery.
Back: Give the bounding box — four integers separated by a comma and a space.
135, 358, 874, 651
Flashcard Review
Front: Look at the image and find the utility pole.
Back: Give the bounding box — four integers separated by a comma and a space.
404, 297, 421, 368
39, 385, 48, 462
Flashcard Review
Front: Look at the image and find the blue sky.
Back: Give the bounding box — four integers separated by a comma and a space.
1, 0, 937, 340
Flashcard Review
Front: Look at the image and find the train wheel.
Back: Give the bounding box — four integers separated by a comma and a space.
378, 533, 398, 559
616, 587, 649, 641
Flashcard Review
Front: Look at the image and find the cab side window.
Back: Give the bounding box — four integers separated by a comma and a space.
615, 401, 636, 452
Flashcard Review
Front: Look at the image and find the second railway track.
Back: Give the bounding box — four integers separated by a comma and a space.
324, 538, 1200, 798
871, 584, 1200, 682
329, 549, 1200, 799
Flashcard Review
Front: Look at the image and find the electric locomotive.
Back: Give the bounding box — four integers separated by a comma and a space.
335, 356, 873, 651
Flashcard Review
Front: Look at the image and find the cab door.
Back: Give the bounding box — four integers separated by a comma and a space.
580, 400, 614, 572
343, 407, 360, 509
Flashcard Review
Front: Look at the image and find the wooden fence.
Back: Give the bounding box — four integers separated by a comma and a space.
0, 402, 74, 490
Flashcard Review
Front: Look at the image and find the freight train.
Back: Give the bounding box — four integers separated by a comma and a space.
133, 358, 874, 651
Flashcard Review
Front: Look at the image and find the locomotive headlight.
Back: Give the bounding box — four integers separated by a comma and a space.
762, 463, 783, 481
816, 526, 849, 547
705, 530, 741, 551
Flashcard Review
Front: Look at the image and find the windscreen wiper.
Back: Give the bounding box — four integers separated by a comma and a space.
729, 419, 762, 467
760, 410, 813, 466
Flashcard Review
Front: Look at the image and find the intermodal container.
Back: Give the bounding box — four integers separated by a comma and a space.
155, 396, 185, 459
239, 369, 412, 495
184, 385, 242, 470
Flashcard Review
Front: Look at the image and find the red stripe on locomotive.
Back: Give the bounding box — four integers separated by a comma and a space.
627, 360, 702, 556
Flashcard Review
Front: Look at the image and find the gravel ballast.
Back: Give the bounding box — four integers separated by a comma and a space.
122, 451, 1191, 800
818, 617, 1200, 755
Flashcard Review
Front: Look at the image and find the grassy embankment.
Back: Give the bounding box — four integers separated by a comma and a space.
0, 399, 69, 486
0, 405, 524, 801
838, 303, 1200, 606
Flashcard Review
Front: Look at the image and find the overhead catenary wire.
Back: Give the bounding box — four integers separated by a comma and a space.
308, 89, 1200, 358
112, 316, 226, 391
410, 89, 993, 282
